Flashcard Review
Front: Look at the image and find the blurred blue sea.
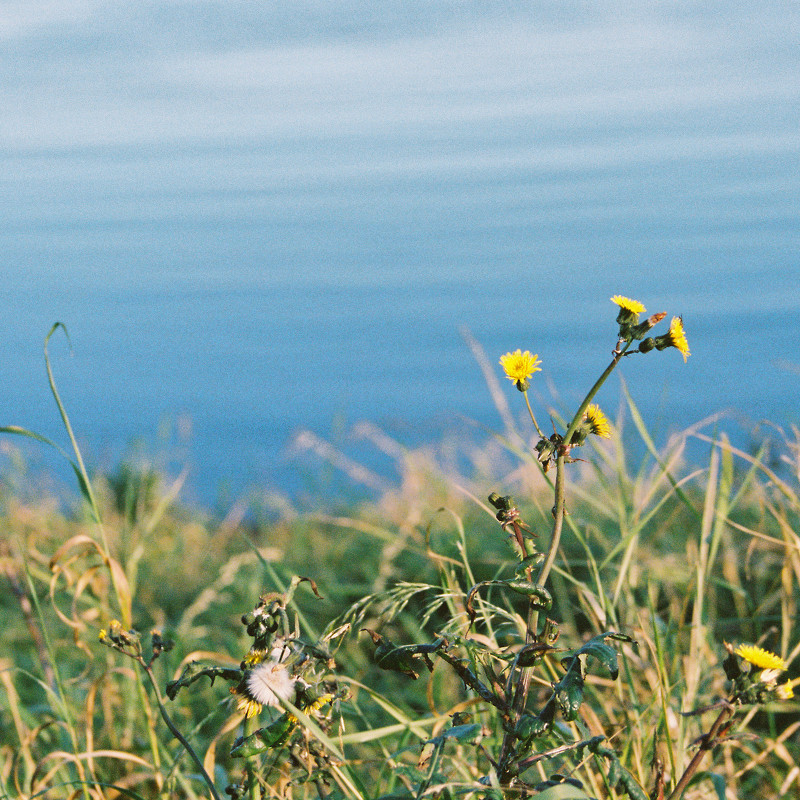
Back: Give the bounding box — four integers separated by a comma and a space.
2, 2, 799, 506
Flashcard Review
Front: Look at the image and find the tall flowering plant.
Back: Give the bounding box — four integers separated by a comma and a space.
91, 297, 796, 799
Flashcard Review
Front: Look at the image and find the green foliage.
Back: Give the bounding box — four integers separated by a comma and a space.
2, 307, 800, 799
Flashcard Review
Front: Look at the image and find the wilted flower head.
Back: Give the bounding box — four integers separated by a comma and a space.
777, 678, 800, 700
500, 349, 541, 392
655, 316, 690, 361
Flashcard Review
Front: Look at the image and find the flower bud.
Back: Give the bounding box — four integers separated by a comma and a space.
638, 337, 656, 354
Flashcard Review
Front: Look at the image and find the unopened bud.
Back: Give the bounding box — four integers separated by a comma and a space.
638, 337, 656, 354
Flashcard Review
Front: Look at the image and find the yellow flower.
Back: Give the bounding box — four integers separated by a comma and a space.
243, 649, 269, 667
584, 404, 612, 438
235, 694, 264, 719
666, 316, 690, 362
611, 295, 646, 314
735, 644, 787, 672
777, 678, 800, 700
499, 350, 541, 390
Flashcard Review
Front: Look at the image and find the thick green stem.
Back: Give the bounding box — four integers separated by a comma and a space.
562, 341, 630, 448
534, 452, 566, 593
536, 341, 631, 596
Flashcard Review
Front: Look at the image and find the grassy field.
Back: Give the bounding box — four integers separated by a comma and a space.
2, 403, 799, 800
2, 315, 799, 799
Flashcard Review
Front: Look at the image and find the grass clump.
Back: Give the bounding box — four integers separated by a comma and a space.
1, 302, 799, 799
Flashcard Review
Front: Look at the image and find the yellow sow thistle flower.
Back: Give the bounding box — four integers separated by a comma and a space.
611, 295, 647, 339
777, 677, 800, 700
735, 644, 787, 672
584, 404, 612, 438
666, 316, 690, 362
500, 349, 541, 391
611, 295, 646, 315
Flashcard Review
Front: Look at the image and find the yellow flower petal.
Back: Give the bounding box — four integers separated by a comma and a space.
667, 316, 690, 362
777, 678, 800, 700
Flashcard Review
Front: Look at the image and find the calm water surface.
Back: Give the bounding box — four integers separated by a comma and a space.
2, 3, 799, 505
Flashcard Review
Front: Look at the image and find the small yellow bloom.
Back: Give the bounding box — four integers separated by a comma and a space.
735, 644, 787, 672
235, 694, 264, 719
243, 649, 269, 667
499, 350, 541, 389
611, 295, 646, 314
584, 404, 612, 438
777, 678, 800, 700
666, 316, 690, 362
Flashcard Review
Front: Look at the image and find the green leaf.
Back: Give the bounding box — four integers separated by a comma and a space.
423, 723, 482, 746
553, 668, 584, 721
515, 712, 550, 742
230, 713, 296, 757
562, 632, 635, 680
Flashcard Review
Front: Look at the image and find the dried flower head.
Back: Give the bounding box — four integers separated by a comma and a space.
499, 349, 541, 391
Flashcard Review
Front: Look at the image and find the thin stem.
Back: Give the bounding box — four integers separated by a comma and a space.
523, 390, 545, 438
141, 662, 224, 800
562, 340, 631, 448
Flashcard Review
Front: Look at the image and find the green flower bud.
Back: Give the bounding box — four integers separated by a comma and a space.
638, 337, 656, 353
